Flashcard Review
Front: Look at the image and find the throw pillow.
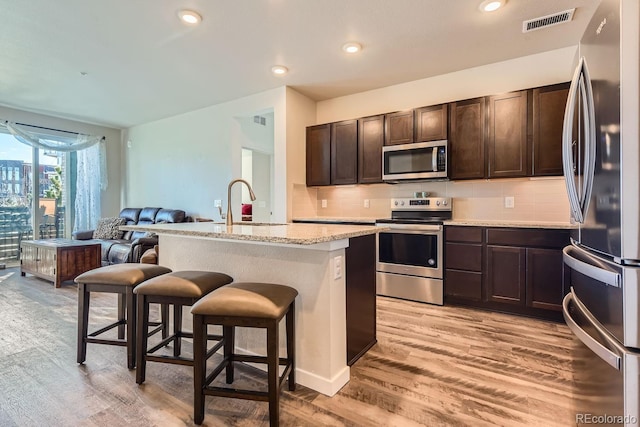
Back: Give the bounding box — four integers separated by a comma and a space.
93, 217, 127, 239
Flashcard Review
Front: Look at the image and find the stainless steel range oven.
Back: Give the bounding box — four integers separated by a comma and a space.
376, 197, 452, 305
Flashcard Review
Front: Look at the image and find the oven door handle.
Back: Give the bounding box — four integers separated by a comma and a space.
376, 223, 442, 232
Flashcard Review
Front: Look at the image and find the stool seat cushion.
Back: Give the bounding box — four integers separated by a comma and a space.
134, 271, 233, 298
191, 282, 298, 319
75, 264, 172, 286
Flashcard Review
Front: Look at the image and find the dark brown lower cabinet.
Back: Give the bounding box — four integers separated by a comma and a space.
526, 247, 567, 311
486, 245, 526, 305
445, 226, 484, 302
445, 225, 569, 320
345, 234, 377, 365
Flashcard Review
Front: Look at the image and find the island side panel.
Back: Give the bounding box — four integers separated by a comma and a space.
159, 234, 350, 396
346, 234, 377, 365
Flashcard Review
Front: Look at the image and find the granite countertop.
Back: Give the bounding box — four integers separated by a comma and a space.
292, 217, 378, 225
443, 220, 576, 229
121, 222, 386, 245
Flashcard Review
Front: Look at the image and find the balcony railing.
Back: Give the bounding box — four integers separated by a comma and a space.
0, 206, 66, 262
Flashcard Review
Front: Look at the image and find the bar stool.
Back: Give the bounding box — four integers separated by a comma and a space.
75, 263, 172, 369
133, 270, 233, 384
191, 282, 298, 426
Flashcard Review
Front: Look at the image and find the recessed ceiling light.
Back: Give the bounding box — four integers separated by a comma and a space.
342, 42, 362, 54
271, 65, 288, 76
479, 0, 506, 12
178, 10, 202, 25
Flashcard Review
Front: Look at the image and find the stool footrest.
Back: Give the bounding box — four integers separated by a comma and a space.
85, 337, 127, 347
232, 354, 290, 366
88, 320, 125, 338
146, 354, 193, 366
203, 360, 293, 402
204, 385, 269, 402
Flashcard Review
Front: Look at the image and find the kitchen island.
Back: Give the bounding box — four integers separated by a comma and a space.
121, 222, 383, 396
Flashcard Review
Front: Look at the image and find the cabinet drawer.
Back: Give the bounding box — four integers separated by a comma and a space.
486, 228, 569, 249
445, 270, 482, 300
445, 226, 483, 243
445, 243, 483, 271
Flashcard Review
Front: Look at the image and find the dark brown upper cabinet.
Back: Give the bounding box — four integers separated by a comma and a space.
306, 124, 331, 186
449, 97, 486, 180
330, 120, 358, 185
487, 90, 528, 178
384, 110, 414, 145
530, 83, 570, 176
415, 104, 448, 142
358, 115, 384, 184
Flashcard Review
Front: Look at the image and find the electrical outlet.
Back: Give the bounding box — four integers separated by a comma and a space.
364, 199, 370, 208
214, 200, 222, 208
321, 199, 327, 208
333, 255, 343, 280
504, 196, 515, 209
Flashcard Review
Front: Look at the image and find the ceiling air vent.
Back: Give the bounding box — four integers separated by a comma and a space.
522, 8, 575, 33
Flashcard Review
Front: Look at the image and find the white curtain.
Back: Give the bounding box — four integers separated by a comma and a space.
4, 121, 102, 151
1, 121, 107, 232
74, 138, 107, 231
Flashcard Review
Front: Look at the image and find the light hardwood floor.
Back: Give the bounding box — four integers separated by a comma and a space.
0, 267, 582, 426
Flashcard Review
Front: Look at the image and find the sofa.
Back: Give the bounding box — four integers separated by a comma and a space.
72, 207, 187, 266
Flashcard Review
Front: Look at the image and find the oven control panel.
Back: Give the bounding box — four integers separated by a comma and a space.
390, 197, 451, 211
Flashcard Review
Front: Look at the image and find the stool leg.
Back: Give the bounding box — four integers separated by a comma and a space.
174, 304, 183, 357
267, 321, 280, 427
117, 293, 125, 339
193, 314, 206, 425
136, 294, 150, 384
126, 288, 137, 370
161, 303, 169, 339
224, 325, 235, 384
286, 301, 296, 391
77, 283, 90, 364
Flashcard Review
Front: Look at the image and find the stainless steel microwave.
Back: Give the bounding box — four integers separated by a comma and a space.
382, 140, 448, 181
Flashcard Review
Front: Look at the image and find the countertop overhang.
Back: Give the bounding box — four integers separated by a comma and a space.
121, 222, 386, 246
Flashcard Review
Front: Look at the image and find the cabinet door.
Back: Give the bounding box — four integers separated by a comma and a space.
330, 120, 358, 185
20, 243, 38, 273
449, 98, 486, 179
487, 91, 528, 178
38, 246, 56, 277
306, 124, 331, 186
415, 104, 448, 142
486, 245, 526, 305
358, 115, 384, 184
531, 83, 570, 176
526, 247, 565, 311
384, 110, 414, 145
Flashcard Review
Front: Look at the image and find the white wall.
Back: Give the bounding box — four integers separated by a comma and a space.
124, 87, 287, 221
285, 87, 317, 220
0, 105, 122, 217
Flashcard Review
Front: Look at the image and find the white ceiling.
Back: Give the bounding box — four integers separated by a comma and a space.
0, 0, 599, 129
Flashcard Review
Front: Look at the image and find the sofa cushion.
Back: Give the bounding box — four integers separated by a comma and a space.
119, 208, 142, 225
155, 209, 186, 223
93, 217, 126, 239
108, 243, 134, 264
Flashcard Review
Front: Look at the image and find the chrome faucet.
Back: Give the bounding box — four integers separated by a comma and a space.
226, 178, 256, 226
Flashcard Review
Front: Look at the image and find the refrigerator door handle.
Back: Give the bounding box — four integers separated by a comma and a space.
580, 58, 596, 219
563, 245, 621, 288
562, 58, 584, 223
563, 291, 622, 370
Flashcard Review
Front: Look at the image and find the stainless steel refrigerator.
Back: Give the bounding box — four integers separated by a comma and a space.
561, 0, 640, 424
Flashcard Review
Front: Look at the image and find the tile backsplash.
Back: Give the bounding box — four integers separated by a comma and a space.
292, 177, 571, 223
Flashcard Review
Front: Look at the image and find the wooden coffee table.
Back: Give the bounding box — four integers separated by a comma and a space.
20, 239, 101, 288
